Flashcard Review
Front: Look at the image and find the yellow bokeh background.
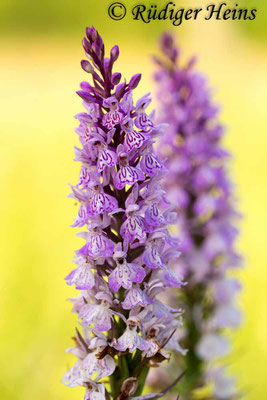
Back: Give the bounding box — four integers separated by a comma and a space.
1, 1, 267, 399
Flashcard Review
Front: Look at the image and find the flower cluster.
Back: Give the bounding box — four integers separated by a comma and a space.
153, 34, 242, 399
62, 28, 184, 400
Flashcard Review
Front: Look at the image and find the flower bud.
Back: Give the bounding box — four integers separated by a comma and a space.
110, 45, 119, 63
80, 81, 91, 90
76, 90, 95, 103
111, 72, 122, 86
81, 60, 94, 73
128, 73, 142, 90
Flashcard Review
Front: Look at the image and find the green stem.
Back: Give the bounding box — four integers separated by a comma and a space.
110, 356, 130, 399
177, 283, 205, 399
134, 365, 150, 397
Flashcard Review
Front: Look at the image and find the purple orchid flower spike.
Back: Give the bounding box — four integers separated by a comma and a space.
151, 33, 243, 399
63, 27, 186, 400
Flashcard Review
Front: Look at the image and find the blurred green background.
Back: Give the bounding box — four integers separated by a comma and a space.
0, 1, 266, 399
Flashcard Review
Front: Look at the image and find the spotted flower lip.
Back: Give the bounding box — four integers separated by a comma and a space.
154, 32, 242, 398
71, 204, 89, 228
143, 242, 164, 269
62, 360, 86, 388
88, 190, 118, 215
140, 152, 164, 176
97, 147, 117, 172
108, 260, 145, 292
82, 351, 115, 380
114, 165, 145, 190
63, 27, 185, 400
77, 228, 115, 259
120, 213, 148, 244
65, 257, 95, 290
121, 285, 153, 310
112, 317, 150, 353
84, 382, 106, 400
124, 130, 149, 153
78, 302, 113, 331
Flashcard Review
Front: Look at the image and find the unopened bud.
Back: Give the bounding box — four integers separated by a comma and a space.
128, 73, 142, 90
81, 60, 94, 74
112, 72, 122, 86
110, 45, 120, 63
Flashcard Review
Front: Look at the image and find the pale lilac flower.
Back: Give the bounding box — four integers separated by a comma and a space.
108, 260, 145, 292
113, 317, 149, 353
207, 368, 238, 399
97, 146, 117, 172
213, 278, 241, 304
145, 203, 166, 227
84, 383, 106, 400
120, 211, 147, 244
65, 256, 95, 290
83, 351, 115, 380
114, 164, 145, 190
79, 301, 113, 331
122, 285, 152, 310
124, 130, 149, 153
196, 334, 231, 361
78, 227, 115, 259
62, 360, 85, 388
88, 187, 118, 215
212, 304, 242, 329
72, 205, 89, 228
143, 238, 164, 269
140, 152, 164, 176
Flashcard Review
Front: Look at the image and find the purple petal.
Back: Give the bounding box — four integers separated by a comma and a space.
114, 166, 145, 190
162, 267, 184, 287
97, 148, 117, 172
65, 264, 95, 290
122, 287, 151, 310
145, 204, 166, 226
140, 153, 163, 176
143, 244, 164, 269
124, 130, 148, 153
79, 303, 112, 331
89, 193, 118, 215
103, 110, 123, 130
